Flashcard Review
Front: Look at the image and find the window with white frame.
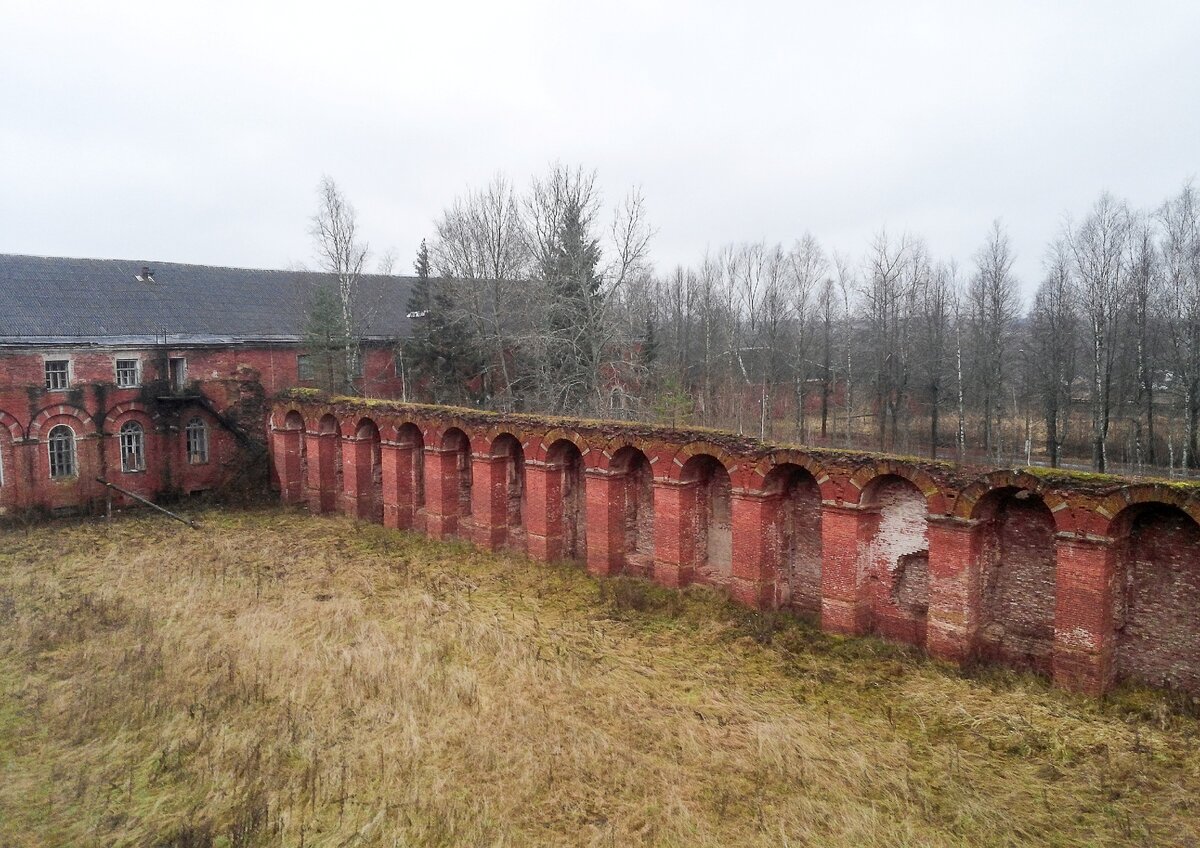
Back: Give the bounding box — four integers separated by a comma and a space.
0, 440, 5, 487
186, 417, 209, 464
119, 421, 146, 472
115, 358, 140, 388
44, 359, 70, 390
48, 425, 76, 478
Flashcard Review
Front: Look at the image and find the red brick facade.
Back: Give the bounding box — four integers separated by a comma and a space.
267, 393, 1200, 697
0, 344, 402, 515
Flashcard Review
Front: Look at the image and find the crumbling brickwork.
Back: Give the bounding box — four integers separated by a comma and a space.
267, 394, 1200, 698
976, 491, 1057, 672
1113, 506, 1200, 692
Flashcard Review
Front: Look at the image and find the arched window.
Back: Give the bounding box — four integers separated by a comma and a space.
48, 425, 76, 479
119, 421, 146, 472
186, 417, 209, 464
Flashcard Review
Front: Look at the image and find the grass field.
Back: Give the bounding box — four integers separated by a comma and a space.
1, 508, 1199, 847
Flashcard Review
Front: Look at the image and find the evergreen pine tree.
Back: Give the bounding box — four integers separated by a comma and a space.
544, 198, 603, 410
305, 284, 352, 393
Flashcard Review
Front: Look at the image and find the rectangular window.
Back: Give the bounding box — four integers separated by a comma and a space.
169, 357, 187, 392
44, 359, 70, 390
297, 353, 314, 381
115, 358, 140, 388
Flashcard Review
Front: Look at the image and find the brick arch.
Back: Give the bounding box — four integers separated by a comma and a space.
588, 435, 659, 472
271, 408, 307, 431
1097, 484, 1200, 540
316, 413, 340, 435
104, 401, 159, 432
424, 420, 473, 450
0, 409, 24, 442
847, 460, 948, 514
29, 403, 96, 439
476, 425, 533, 455
748, 450, 832, 497
350, 416, 383, 440
661, 440, 740, 483
339, 414, 377, 439
952, 470, 1069, 526
478, 429, 526, 456
393, 420, 426, 447
532, 428, 591, 463
439, 425, 472, 450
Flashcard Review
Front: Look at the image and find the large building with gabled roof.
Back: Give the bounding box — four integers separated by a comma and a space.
0, 253, 414, 515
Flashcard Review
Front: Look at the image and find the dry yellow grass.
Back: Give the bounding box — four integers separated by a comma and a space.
1, 508, 1199, 847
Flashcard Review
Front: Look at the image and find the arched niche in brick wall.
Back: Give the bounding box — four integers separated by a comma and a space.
858, 474, 930, 647
348, 418, 383, 523
971, 486, 1058, 674
680, 453, 733, 586
273, 410, 307, 506
441, 427, 474, 530
488, 432, 527, 548
310, 413, 342, 514
610, 445, 655, 575
545, 438, 587, 563
0, 408, 20, 504
392, 422, 426, 529
761, 463, 824, 616
1109, 501, 1200, 694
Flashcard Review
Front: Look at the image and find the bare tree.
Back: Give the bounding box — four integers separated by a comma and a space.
916, 260, 955, 458
860, 230, 914, 450
1158, 181, 1200, 469
1067, 192, 1131, 471
1030, 240, 1079, 467
310, 176, 369, 393
788, 234, 828, 441
967, 220, 1020, 459
1125, 214, 1161, 466
430, 173, 530, 407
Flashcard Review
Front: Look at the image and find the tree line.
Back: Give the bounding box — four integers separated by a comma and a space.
306, 172, 1200, 475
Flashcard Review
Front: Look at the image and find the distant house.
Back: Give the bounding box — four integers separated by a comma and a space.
0, 254, 414, 515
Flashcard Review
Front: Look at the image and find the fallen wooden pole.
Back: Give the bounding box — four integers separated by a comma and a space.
95, 478, 200, 529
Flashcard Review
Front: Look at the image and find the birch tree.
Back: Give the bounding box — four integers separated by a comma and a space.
310, 176, 369, 393
1067, 192, 1131, 471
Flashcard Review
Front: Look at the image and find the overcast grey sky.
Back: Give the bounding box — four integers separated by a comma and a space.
2, 1, 1197, 299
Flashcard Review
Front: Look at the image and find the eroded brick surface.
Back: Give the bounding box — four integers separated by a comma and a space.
261, 394, 1200, 697
1114, 506, 1200, 692
977, 493, 1057, 671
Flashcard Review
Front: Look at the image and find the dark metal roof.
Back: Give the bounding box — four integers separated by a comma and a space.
0, 253, 417, 345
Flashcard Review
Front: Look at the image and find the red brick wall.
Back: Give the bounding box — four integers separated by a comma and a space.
861, 476, 930, 646
1113, 506, 1200, 692
261, 394, 1200, 698
976, 493, 1057, 672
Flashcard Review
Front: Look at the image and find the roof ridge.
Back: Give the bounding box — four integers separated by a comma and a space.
0, 252, 416, 280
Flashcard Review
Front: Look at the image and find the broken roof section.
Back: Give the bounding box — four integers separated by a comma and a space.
0, 254, 418, 346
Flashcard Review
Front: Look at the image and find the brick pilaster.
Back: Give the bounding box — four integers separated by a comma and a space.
652, 479, 696, 588
1053, 535, 1115, 695
423, 446, 461, 540
819, 502, 869, 635
470, 453, 510, 550
925, 516, 979, 663
730, 491, 777, 609
524, 461, 561, 562
584, 469, 623, 576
